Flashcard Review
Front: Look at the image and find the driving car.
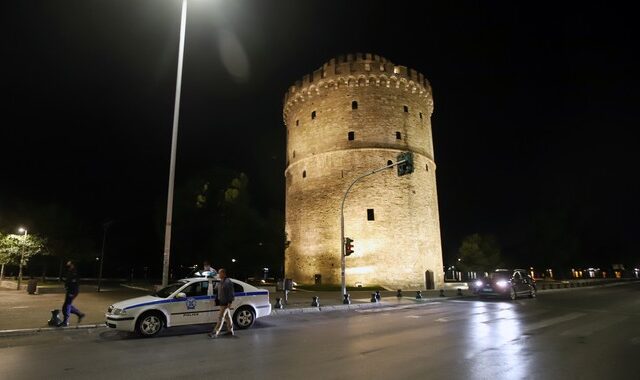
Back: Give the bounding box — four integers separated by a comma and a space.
105, 276, 271, 337
471, 269, 537, 300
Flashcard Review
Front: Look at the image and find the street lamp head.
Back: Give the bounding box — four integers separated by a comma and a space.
18, 227, 26, 233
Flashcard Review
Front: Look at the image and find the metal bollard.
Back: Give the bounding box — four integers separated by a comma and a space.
397, 289, 402, 298
416, 290, 423, 300
375, 290, 381, 302
274, 298, 283, 309
456, 288, 463, 296
311, 296, 320, 307
343, 293, 351, 305
370, 293, 378, 302
439, 289, 445, 297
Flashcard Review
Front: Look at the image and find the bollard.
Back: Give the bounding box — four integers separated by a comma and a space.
439, 289, 445, 297
456, 288, 463, 296
48, 309, 62, 327
396, 289, 403, 298
343, 293, 351, 305
274, 298, 283, 309
416, 290, 422, 300
311, 296, 320, 307
370, 293, 378, 303
375, 290, 381, 302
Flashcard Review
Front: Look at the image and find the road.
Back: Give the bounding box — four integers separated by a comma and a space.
1, 282, 639, 379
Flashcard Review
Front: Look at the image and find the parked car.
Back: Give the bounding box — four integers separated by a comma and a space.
471, 269, 537, 300
105, 276, 271, 337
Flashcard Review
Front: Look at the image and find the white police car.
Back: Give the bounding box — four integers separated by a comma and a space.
105, 277, 271, 337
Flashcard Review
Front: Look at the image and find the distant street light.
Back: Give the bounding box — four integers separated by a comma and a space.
17, 227, 27, 290
162, 0, 188, 286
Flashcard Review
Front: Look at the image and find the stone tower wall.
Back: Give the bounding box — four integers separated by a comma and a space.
283, 53, 444, 289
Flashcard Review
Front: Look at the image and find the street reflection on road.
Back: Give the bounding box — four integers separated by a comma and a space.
465, 301, 528, 378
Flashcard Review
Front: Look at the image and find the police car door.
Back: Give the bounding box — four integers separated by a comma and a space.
172, 280, 210, 325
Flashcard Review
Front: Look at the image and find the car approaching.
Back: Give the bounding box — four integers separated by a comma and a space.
105, 277, 271, 337
471, 269, 537, 300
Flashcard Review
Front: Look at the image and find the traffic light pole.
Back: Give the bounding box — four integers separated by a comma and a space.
339, 159, 406, 297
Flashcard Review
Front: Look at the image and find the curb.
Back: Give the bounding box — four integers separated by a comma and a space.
0, 324, 105, 338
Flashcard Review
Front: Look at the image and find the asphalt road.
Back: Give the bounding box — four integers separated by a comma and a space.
1, 282, 639, 380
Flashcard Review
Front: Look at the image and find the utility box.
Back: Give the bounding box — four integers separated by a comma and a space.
27, 279, 38, 294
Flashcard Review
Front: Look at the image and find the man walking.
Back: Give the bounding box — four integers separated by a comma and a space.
208, 268, 235, 338
58, 260, 85, 327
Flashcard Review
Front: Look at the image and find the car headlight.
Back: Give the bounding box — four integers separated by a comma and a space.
496, 280, 510, 288
113, 308, 127, 316
474, 280, 483, 288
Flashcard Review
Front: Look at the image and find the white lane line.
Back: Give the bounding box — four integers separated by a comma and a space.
522, 312, 586, 333
356, 302, 441, 313
560, 315, 628, 337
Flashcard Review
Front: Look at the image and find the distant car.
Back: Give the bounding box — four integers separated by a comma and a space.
105, 277, 271, 337
471, 269, 537, 300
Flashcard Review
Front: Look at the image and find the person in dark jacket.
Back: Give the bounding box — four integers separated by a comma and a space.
58, 261, 85, 327
208, 268, 235, 338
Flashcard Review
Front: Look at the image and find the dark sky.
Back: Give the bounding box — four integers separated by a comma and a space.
1, 1, 637, 271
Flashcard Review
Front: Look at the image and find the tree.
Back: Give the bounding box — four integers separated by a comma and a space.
456, 233, 503, 273
0, 232, 46, 280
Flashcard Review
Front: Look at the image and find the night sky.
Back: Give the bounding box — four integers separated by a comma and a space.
1, 1, 637, 276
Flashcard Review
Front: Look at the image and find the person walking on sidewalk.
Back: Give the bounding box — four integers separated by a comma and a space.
58, 260, 85, 327
208, 268, 235, 338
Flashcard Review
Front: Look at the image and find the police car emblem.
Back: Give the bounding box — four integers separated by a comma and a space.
186, 297, 197, 310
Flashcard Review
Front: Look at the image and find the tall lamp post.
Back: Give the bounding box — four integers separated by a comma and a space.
162, 0, 188, 286
17, 227, 28, 290
97, 221, 114, 292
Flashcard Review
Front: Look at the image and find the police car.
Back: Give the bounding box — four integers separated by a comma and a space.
105, 276, 271, 337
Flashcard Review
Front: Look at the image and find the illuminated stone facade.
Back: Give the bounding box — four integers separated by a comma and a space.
283, 53, 444, 289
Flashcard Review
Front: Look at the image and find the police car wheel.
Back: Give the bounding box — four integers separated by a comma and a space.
136, 312, 164, 337
233, 306, 255, 329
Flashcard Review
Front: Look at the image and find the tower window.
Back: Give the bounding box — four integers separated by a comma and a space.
387, 160, 393, 166
367, 209, 375, 221
302, 170, 306, 178
364, 63, 371, 71
296, 119, 299, 126
311, 111, 316, 120
403, 105, 409, 113
419, 112, 423, 120
352, 101, 358, 110
292, 150, 296, 158
348, 131, 355, 141
396, 132, 402, 140
426, 164, 429, 171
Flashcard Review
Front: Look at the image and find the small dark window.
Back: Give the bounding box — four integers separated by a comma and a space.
425, 164, 429, 171
387, 160, 393, 166
302, 170, 306, 178
419, 112, 423, 120
396, 132, 402, 140
292, 150, 296, 158
311, 111, 316, 120
403, 105, 409, 113
367, 209, 375, 221
348, 131, 355, 141
296, 119, 299, 126
352, 101, 358, 110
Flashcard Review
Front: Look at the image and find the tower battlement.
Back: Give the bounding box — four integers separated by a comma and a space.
283, 53, 433, 122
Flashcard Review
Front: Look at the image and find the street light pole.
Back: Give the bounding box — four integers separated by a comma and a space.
97, 221, 114, 292
17, 228, 28, 290
162, 0, 188, 287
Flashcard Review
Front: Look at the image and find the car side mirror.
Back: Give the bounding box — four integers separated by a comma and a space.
176, 292, 187, 299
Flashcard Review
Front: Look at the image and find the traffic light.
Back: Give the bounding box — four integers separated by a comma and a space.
396, 151, 414, 176
344, 237, 354, 256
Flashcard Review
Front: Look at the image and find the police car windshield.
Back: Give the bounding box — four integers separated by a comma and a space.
154, 282, 186, 298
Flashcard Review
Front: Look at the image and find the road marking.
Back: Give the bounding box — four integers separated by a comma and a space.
11, 306, 29, 309
356, 302, 441, 313
522, 312, 586, 333
560, 315, 628, 337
